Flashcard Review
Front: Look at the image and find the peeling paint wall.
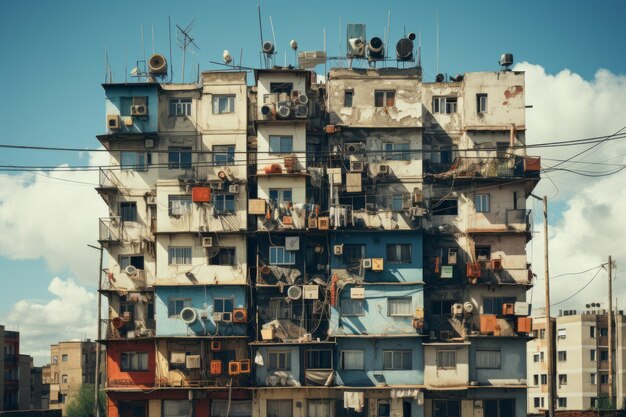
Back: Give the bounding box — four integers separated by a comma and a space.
424, 344, 469, 389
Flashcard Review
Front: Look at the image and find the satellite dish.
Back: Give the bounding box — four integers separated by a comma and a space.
130, 67, 139, 77
463, 302, 474, 314
263, 41, 275, 54
290, 40, 298, 50
287, 286, 302, 300
407, 32, 417, 41
435, 73, 445, 83
180, 307, 198, 324
223, 50, 233, 64
148, 53, 167, 75
368, 36, 385, 59
124, 265, 138, 276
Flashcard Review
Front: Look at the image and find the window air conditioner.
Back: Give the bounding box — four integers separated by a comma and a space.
333, 244, 343, 255
202, 237, 213, 247
362, 258, 372, 269
379, 164, 390, 175
107, 114, 120, 130
350, 161, 365, 172
228, 184, 240, 194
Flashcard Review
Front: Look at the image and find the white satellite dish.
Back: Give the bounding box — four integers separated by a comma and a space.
290, 40, 298, 50
223, 50, 233, 64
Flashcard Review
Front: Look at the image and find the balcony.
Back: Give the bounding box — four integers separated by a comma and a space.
328, 202, 422, 230
466, 261, 534, 286
102, 318, 155, 340
96, 167, 125, 195
102, 268, 149, 291
99, 216, 123, 244
425, 156, 540, 180
257, 201, 308, 231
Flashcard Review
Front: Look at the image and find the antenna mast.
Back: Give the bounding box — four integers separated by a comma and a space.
436, 11, 439, 75
176, 19, 199, 83
258, 1, 265, 68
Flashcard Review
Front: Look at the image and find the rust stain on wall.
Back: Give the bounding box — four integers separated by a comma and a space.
504, 85, 524, 99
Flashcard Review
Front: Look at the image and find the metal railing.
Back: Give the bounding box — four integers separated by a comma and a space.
99, 216, 123, 242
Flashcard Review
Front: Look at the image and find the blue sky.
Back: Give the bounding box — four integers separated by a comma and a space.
1, 0, 625, 363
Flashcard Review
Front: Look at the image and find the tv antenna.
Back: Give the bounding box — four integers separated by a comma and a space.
176, 19, 200, 83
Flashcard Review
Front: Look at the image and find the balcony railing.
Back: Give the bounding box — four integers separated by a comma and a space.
98, 167, 122, 189
102, 318, 155, 339
425, 156, 540, 179
99, 216, 123, 243
259, 201, 308, 230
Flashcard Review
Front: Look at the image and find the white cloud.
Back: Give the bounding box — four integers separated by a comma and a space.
5, 277, 97, 366
516, 63, 626, 312
0, 152, 108, 284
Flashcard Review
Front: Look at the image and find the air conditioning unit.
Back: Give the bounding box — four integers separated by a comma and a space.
131, 97, 148, 116
350, 161, 365, 172
379, 164, 390, 175
451, 303, 464, 317
222, 312, 232, 322
463, 302, 474, 315
186, 355, 201, 369
318, 217, 330, 230
212, 312, 223, 322
228, 361, 241, 376
307, 218, 318, 229
277, 102, 292, 118
334, 244, 343, 255
362, 258, 372, 269
124, 265, 138, 276
350, 287, 365, 299
107, 114, 120, 130
287, 286, 302, 300
144, 139, 155, 148
232, 308, 248, 323
180, 307, 197, 324
239, 359, 251, 374
202, 237, 213, 247
491, 258, 503, 270
344, 142, 365, 153
294, 104, 308, 118
228, 184, 240, 194
296, 94, 309, 105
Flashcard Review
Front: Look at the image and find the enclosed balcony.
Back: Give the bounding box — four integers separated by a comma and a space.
99, 216, 123, 244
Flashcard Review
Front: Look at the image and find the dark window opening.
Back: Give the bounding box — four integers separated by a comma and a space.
432, 199, 458, 216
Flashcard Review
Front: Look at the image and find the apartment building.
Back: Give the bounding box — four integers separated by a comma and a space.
96, 26, 539, 417
0, 326, 38, 412
528, 310, 626, 413
48, 340, 96, 413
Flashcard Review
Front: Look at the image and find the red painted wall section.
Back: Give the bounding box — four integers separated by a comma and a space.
107, 340, 156, 388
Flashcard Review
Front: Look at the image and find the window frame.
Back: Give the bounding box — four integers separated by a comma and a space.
213, 193, 236, 214
476, 349, 501, 369
344, 90, 354, 108
169, 98, 192, 117
119, 201, 138, 222
383, 142, 410, 161
477, 94, 488, 113
208, 247, 236, 266
386, 243, 412, 264
382, 350, 412, 370
269, 246, 296, 265
387, 298, 413, 317
214, 298, 235, 321
213, 145, 236, 165
436, 350, 457, 370
120, 151, 148, 171
168, 146, 192, 170
474, 194, 490, 213
374, 90, 396, 108
306, 349, 333, 370
168, 195, 193, 217
268, 189, 293, 206
168, 246, 192, 265
268, 350, 291, 371
558, 350, 567, 362
167, 298, 191, 317
268, 135, 294, 154
432, 96, 458, 114
340, 350, 365, 370
212, 95, 235, 114
340, 299, 364, 317
120, 351, 149, 372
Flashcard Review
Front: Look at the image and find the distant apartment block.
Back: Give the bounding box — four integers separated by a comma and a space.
47, 340, 96, 413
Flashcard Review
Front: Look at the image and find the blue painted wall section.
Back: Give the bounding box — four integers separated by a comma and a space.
468, 337, 527, 384
103, 83, 159, 133
330, 231, 424, 283
154, 285, 247, 336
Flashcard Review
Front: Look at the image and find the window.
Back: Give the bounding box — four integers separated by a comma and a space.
120, 352, 148, 371
557, 328, 567, 339
307, 349, 332, 369
268, 189, 292, 206
118, 255, 144, 270
600, 349, 608, 361
601, 374, 609, 384
168, 247, 192, 265
168, 195, 192, 216
62, 374, 68, 384
591, 373, 597, 385
269, 246, 295, 265
539, 328, 546, 339
120, 151, 148, 171
431, 300, 453, 316
213, 194, 235, 213
387, 244, 412, 264
590, 349, 597, 361
390, 194, 405, 211
340, 299, 364, 316
53, 355, 58, 364
375, 90, 395, 107
388, 298, 412, 316
61, 354, 68, 363
268, 135, 293, 153
558, 398, 567, 408
168, 147, 192, 169
267, 400, 292, 417
541, 374, 547, 385
163, 400, 192, 417
308, 400, 335, 417
433, 400, 460, 417
533, 352, 544, 363
214, 298, 234, 321
383, 350, 411, 370
483, 297, 516, 315
474, 194, 490, 213
432, 96, 457, 114
591, 398, 598, 409
168, 298, 191, 317
211, 400, 252, 417
436, 350, 456, 369
558, 351, 567, 362
268, 351, 291, 370
484, 399, 515, 417
169, 98, 192, 116
477, 94, 488, 113
342, 244, 365, 267
534, 397, 544, 408
383, 142, 410, 161
213, 145, 235, 165
533, 374, 538, 386
212, 95, 235, 114
268, 298, 293, 320
559, 374, 567, 386
600, 327, 608, 337
209, 248, 236, 266
378, 401, 390, 417
340, 350, 364, 370
590, 326, 596, 338
476, 246, 491, 261
344, 90, 353, 107
269, 82, 293, 95
476, 350, 501, 369
120, 202, 138, 222
432, 199, 458, 215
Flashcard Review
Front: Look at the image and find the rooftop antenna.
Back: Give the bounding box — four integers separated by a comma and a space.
269, 15, 277, 67
125, 47, 128, 83
257, 1, 265, 68
418, 30, 422, 68
141, 24, 146, 81
152, 23, 155, 55
176, 19, 200, 83
338, 16, 342, 68
168, 16, 174, 83
436, 10, 439, 76
385, 11, 391, 61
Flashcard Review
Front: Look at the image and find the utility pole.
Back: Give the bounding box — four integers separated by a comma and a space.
88, 244, 104, 417
608, 255, 614, 408
532, 194, 554, 417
